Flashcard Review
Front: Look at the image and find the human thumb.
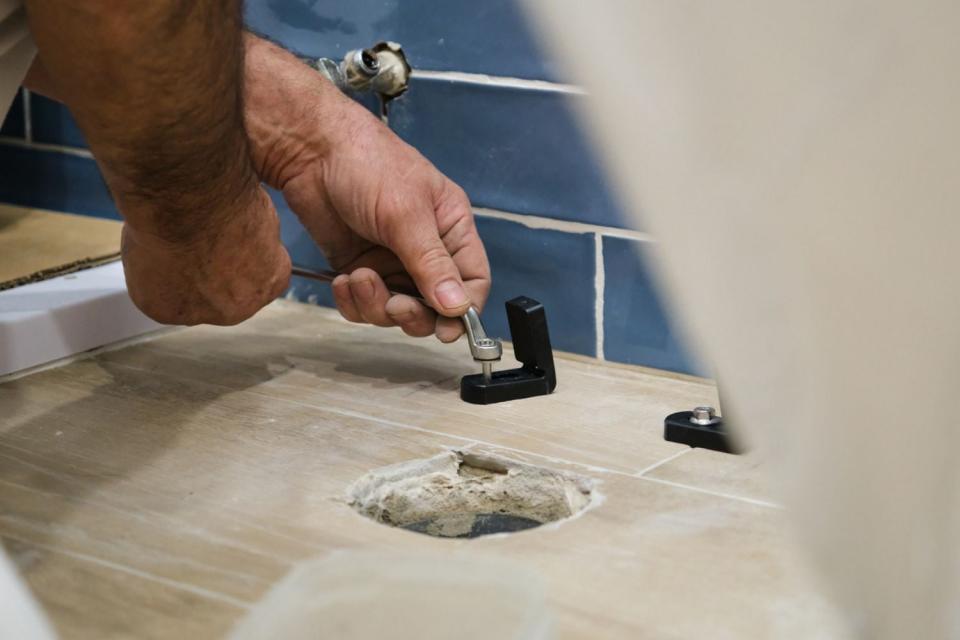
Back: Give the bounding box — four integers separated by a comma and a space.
387, 222, 471, 317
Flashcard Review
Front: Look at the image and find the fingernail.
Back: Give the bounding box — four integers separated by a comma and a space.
386, 296, 418, 320
354, 277, 375, 300
435, 279, 468, 310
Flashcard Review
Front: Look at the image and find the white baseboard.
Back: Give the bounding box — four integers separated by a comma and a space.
0, 261, 163, 376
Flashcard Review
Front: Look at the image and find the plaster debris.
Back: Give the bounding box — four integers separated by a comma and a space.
346, 450, 594, 538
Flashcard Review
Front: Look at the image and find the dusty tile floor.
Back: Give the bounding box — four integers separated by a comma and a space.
0, 301, 848, 638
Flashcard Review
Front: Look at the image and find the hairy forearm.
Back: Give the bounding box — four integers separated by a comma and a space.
22, 58, 58, 100
24, 0, 258, 243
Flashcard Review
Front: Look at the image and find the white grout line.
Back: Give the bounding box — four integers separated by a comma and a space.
634, 448, 690, 477
44, 357, 778, 511
21, 88, 31, 143
412, 69, 585, 95
594, 233, 605, 360
0, 463, 298, 566
0, 112, 649, 252
0, 134, 93, 158
251, 396, 632, 478
0, 533, 253, 609
474, 207, 654, 241
639, 476, 783, 510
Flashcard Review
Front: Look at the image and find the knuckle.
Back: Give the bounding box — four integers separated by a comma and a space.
450, 183, 471, 209
416, 244, 455, 274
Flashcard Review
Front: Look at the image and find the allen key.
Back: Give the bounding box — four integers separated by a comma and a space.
290, 265, 502, 380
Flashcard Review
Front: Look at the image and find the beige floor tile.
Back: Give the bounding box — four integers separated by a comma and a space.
644, 447, 777, 506
2, 538, 241, 640
95, 302, 716, 474
0, 301, 845, 639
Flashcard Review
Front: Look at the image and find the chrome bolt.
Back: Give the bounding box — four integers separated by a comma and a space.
690, 406, 717, 425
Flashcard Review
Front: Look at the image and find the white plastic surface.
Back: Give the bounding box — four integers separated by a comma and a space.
0, 548, 56, 640
0, 261, 162, 376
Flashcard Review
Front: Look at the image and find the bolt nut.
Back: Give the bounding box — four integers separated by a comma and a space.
690, 406, 717, 425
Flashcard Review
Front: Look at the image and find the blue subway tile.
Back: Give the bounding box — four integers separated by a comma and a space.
0, 145, 118, 220
1, 90, 25, 139
31, 95, 88, 148
602, 236, 702, 375
389, 77, 633, 229
477, 216, 595, 356
245, 0, 561, 82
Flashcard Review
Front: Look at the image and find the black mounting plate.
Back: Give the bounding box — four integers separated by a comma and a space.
460, 296, 556, 405
664, 411, 741, 454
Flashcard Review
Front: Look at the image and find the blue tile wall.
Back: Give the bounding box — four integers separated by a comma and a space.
0, 146, 118, 220
602, 236, 702, 375
0, 90, 25, 138
476, 216, 596, 356
0, 1, 704, 373
245, 0, 560, 82
270, 189, 337, 308
31, 94, 88, 148
389, 77, 632, 229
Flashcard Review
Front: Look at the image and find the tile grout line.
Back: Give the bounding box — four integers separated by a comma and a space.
594, 233, 605, 360
412, 69, 585, 95
474, 207, 654, 241
21, 88, 31, 143
633, 448, 691, 477
6, 93, 644, 249
78, 358, 629, 480
276, 397, 782, 509
223, 388, 633, 478
639, 476, 783, 509
0, 533, 253, 610
0, 471, 298, 566
0, 135, 93, 158
97, 359, 777, 511
0, 437, 329, 555
0, 139, 653, 247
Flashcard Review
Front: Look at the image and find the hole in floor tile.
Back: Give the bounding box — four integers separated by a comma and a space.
347, 450, 594, 539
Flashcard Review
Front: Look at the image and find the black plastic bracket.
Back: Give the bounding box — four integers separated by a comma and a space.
460, 296, 557, 405
664, 411, 741, 454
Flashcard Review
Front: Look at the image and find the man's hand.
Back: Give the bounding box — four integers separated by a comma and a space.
25, 1, 290, 325
244, 36, 490, 341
